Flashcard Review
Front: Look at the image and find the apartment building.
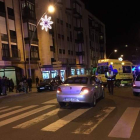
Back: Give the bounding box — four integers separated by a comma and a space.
0, 0, 106, 83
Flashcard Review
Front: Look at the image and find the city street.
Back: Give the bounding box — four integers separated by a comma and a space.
0, 87, 140, 140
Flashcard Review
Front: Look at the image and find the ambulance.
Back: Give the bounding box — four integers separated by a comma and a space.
96, 59, 133, 86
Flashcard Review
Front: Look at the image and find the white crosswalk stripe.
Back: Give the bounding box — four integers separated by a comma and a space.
41, 108, 91, 132
13, 108, 60, 129
73, 107, 115, 134
0, 106, 8, 110
108, 107, 140, 139
0, 105, 54, 127
0, 106, 21, 113
0, 105, 37, 119
42, 99, 57, 104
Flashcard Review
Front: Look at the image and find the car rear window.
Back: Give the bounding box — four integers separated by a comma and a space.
64, 77, 88, 84
136, 75, 140, 81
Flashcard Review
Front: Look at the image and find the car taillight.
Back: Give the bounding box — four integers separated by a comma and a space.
80, 87, 89, 95
57, 87, 62, 93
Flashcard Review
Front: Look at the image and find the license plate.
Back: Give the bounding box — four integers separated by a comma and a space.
40, 87, 45, 89
65, 98, 77, 101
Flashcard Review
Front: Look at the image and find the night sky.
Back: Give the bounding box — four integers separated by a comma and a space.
82, 1, 140, 59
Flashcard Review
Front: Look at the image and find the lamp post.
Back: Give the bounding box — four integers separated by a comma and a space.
108, 49, 117, 59
28, 5, 55, 78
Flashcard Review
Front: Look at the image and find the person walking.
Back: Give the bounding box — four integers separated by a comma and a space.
23, 80, 28, 93
9, 79, 14, 92
27, 77, 32, 92
36, 76, 39, 87
105, 67, 116, 95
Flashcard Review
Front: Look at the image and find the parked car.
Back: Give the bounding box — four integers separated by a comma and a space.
56, 75, 105, 107
133, 74, 140, 96
37, 79, 62, 92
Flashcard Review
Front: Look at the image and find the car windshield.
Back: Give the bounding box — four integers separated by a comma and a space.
64, 77, 88, 84
136, 75, 140, 81
97, 66, 108, 74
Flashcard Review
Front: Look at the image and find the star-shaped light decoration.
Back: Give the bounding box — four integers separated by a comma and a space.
40, 15, 53, 32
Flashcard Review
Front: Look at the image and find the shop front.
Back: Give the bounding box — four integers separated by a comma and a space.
71, 67, 85, 76
41, 67, 66, 82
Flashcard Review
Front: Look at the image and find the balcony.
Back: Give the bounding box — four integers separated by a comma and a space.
73, 8, 82, 19
76, 51, 85, 56
74, 27, 83, 31
1, 48, 21, 61
11, 36, 17, 43
24, 37, 39, 45
1, 34, 8, 41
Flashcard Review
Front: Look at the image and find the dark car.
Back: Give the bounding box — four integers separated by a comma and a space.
37, 79, 62, 92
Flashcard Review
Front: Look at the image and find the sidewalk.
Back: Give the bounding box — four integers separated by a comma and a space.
0, 87, 37, 99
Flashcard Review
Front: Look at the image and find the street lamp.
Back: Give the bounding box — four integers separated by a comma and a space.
121, 55, 123, 57
108, 49, 118, 59
28, 5, 55, 78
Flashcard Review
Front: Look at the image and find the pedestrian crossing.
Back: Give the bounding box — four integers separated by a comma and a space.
0, 99, 140, 139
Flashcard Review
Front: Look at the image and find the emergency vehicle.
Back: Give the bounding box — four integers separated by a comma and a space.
96, 59, 133, 86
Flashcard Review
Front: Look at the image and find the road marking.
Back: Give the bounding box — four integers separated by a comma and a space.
0, 106, 21, 113
13, 108, 60, 129
73, 107, 115, 134
41, 108, 91, 132
108, 107, 140, 138
0, 105, 37, 119
0, 106, 8, 110
42, 99, 57, 104
0, 105, 54, 127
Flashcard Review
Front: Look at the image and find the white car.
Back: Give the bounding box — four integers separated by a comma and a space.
56, 75, 105, 107
133, 74, 140, 96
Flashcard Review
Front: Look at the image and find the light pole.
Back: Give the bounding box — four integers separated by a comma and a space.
108, 49, 117, 59
28, 5, 55, 78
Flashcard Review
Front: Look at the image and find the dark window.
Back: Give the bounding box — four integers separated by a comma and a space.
31, 46, 39, 59
11, 45, 19, 57
57, 18, 60, 23
0, 1, 5, 13
63, 49, 65, 54
69, 24, 71, 29
59, 49, 62, 54
50, 46, 55, 52
61, 35, 64, 40
64, 77, 88, 84
2, 44, 10, 57
29, 24, 37, 39
7, 7, 14, 17
60, 20, 63, 25
10, 30, 16, 37
67, 37, 69, 41
70, 31, 72, 41
71, 51, 73, 55
123, 66, 131, 73
58, 34, 61, 39
68, 50, 70, 55
66, 23, 68, 27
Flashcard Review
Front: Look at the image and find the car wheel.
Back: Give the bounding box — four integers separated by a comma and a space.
90, 95, 96, 107
101, 89, 105, 99
59, 102, 66, 107
133, 92, 139, 96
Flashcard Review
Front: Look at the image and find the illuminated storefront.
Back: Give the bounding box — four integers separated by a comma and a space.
71, 67, 85, 75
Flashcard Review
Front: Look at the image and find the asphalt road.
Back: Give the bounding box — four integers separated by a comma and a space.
0, 87, 140, 140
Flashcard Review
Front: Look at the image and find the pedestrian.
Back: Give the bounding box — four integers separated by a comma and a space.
27, 77, 32, 92
23, 80, 28, 93
0, 77, 1, 95
105, 67, 116, 95
1, 76, 7, 95
36, 76, 39, 87
9, 79, 14, 92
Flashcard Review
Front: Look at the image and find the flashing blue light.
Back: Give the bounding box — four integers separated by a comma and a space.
138, 67, 140, 70
132, 67, 135, 71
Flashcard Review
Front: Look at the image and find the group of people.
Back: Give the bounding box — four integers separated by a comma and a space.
0, 76, 14, 96
17, 76, 33, 93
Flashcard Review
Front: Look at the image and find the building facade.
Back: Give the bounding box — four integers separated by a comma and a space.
0, 0, 106, 84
